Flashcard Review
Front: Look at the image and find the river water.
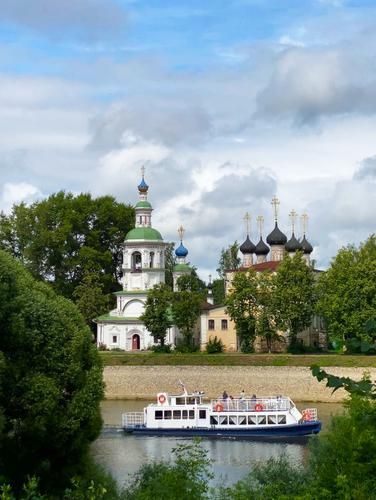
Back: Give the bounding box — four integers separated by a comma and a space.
92, 400, 343, 489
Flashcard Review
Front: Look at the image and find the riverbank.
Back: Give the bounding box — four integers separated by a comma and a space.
103, 365, 376, 402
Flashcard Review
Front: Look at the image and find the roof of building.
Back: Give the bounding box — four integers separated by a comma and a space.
201, 300, 219, 310
173, 262, 191, 272
135, 200, 152, 209
252, 260, 281, 272
266, 222, 287, 245
175, 242, 188, 258
301, 235, 313, 254
255, 237, 270, 255
125, 227, 163, 241
239, 235, 256, 254
285, 232, 302, 252
138, 177, 149, 193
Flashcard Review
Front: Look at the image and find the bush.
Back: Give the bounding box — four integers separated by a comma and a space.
150, 344, 172, 353
206, 336, 224, 354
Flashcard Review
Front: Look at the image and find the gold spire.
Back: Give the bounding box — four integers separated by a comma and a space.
301, 213, 309, 235
271, 196, 280, 222
177, 225, 185, 242
243, 212, 251, 235
257, 215, 264, 237
289, 209, 298, 234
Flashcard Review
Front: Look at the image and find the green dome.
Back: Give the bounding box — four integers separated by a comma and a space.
173, 263, 191, 272
135, 201, 152, 209
126, 227, 163, 241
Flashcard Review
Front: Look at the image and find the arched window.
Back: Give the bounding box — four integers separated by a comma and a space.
149, 251, 154, 268
132, 251, 142, 272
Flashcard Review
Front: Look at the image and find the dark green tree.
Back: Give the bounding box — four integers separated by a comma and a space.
0, 250, 104, 494
317, 235, 376, 349
176, 270, 207, 296
212, 278, 225, 305
216, 241, 240, 279
0, 192, 134, 299
272, 253, 316, 348
225, 269, 259, 352
140, 284, 173, 347
164, 242, 176, 290
72, 271, 110, 336
172, 279, 203, 349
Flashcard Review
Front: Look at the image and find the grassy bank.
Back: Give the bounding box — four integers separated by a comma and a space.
99, 352, 376, 367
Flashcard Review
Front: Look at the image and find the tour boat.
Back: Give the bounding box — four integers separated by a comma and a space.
122, 386, 322, 439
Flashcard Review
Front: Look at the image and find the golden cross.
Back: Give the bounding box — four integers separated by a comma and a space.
301, 213, 308, 235
178, 225, 185, 241
243, 212, 251, 235
271, 196, 280, 221
141, 165, 145, 178
289, 209, 298, 233
257, 215, 264, 237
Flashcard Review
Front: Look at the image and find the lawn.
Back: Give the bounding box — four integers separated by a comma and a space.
99, 351, 376, 367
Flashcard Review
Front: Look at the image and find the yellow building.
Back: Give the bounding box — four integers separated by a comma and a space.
200, 303, 237, 352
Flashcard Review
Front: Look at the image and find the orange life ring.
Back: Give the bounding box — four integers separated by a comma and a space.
158, 394, 166, 404
215, 403, 224, 412
255, 403, 264, 412
302, 410, 311, 422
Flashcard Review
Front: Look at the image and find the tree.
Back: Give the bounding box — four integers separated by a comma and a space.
216, 241, 241, 279
140, 284, 173, 346
172, 284, 202, 350
317, 235, 376, 350
272, 253, 316, 348
0, 192, 134, 300
212, 278, 225, 305
72, 272, 110, 336
164, 243, 176, 290
225, 269, 259, 352
0, 250, 104, 494
176, 270, 207, 296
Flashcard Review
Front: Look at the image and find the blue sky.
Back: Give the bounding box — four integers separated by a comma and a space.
0, 0, 376, 278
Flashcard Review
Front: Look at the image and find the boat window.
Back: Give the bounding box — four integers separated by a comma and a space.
173, 410, 181, 419
189, 410, 194, 419
210, 416, 218, 425
229, 416, 237, 425
277, 415, 286, 424
219, 416, 228, 425
164, 410, 172, 420
238, 416, 246, 425
257, 416, 266, 425
199, 410, 206, 419
248, 416, 257, 425
187, 397, 196, 405
182, 410, 188, 420
176, 397, 186, 405
155, 410, 163, 420
268, 415, 277, 425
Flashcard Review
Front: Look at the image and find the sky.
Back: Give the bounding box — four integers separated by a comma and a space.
0, 0, 375, 281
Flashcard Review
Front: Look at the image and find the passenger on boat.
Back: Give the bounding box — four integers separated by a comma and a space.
251, 394, 257, 410
222, 390, 228, 400
239, 389, 245, 399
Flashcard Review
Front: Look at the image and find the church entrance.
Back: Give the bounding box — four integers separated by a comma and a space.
132, 334, 140, 350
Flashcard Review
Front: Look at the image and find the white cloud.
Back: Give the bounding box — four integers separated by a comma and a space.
0, 182, 43, 213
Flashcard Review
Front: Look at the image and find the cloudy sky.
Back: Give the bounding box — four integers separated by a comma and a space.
0, 0, 375, 280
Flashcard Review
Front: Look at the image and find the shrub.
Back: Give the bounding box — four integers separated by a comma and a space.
150, 344, 172, 353
206, 336, 224, 354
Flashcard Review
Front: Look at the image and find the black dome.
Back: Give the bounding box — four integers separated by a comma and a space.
266, 222, 287, 245
285, 232, 302, 252
255, 237, 270, 255
301, 235, 313, 254
239, 235, 256, 254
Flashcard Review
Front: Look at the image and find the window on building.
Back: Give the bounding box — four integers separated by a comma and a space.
208, 319, 215, 330
149, 251, 154, 268
221, 319, 228, 330
112, 335, 118, 343
132, 251, 142, 272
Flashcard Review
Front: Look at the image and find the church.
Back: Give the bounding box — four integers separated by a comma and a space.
96, 170, 324, 352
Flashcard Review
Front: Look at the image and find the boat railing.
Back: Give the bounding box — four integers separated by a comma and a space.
122, 412, 144, 428
302, 407, 318, 421
210, 397, 291, 412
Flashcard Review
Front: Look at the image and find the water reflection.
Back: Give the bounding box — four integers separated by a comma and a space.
92, 400, 343, 487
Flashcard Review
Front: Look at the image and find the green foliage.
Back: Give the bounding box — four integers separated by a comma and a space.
140, 284, 173, 346
121, 440, 213, 500
164, 243, 175, 290
216, 241, 240, 279
212, 278, 225, 305
205, 336, 224, 354
176, 271, 207, 296
73, 272, 110, 335
317, 235, 376, 347
172, 287, 202, 349
0, 250, 104, 494
0, 192, 134, 300
225, 269, 259, 352
149, 344, 172, 353
272, 253, 316, 346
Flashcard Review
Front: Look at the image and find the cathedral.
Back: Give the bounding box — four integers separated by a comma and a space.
96, 170, 323, 352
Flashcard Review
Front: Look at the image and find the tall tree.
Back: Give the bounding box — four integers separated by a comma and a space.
272, 253, 316, 347
140, 284, 173, 346
216, 241, 241, 279
225, 269, 259, 352
0, 250, 103, 494
0, 192, 134, 300
212, 278, 225, 305
172, 278, 203, 349
317, 235, 376, 349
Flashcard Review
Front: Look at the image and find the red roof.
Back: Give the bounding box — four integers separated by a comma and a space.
227, 261, 281, 273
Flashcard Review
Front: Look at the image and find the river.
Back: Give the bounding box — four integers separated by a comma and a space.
92, 400, 343, 489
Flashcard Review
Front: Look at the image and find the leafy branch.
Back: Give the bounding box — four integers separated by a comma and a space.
311, 364, 376, 398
